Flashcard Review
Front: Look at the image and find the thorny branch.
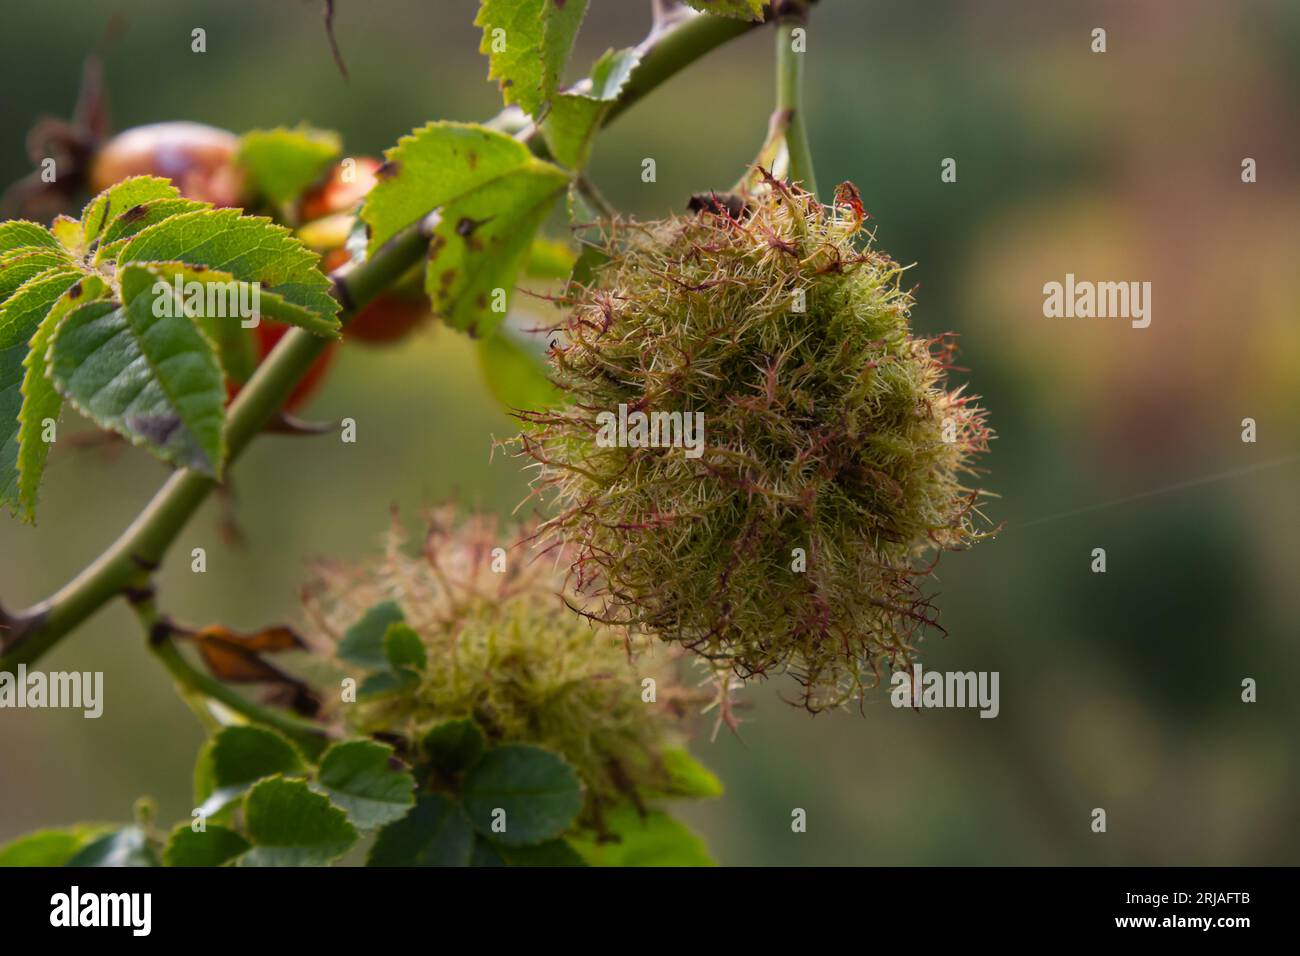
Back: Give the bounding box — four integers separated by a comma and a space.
0, 7, 779, 734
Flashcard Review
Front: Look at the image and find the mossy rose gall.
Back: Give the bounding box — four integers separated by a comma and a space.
302, 510, 705, 826
517, 179, 994, 712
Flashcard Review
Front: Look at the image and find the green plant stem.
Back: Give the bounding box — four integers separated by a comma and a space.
574, 173, 616, 219
0, 9, 765, 679
602, 9, 760, 128
775, 6, 818, 196
0, 223, 429, 673
151, 640, 328, 756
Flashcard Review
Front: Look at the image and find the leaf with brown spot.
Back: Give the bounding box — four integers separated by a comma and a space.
474, 0, 591, 116
362, 124, 569, 339
49, 266, 228, 477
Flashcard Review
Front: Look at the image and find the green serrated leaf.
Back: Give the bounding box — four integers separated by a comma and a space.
237, 776, 358, 867
361, 122, 568, 339
495, 838, 587, 866
193, 725, 306, 818
475, 0, 590, 116
0, 250, 74, 305
422, 163, 567, 336
0, 267, 82, 348
49, 265, 227, 476
142, 260, 340, 338
383, 621, 426, 671
421, 717, 486, 774
50, 216, 85, 256
95, 197, 210, 265
162, 823, 250, 867
570, 806, 715, 866
0, 192, 343, 518
340, 615, 422, 695
0, 825, 114, 866
362, 121, 561, 253
0, 268, 84, 514
238, 127, 342, 206
357, 669, 419, 699
66, 825, 160, 867
12, 275, 111, 520
681, 0, 764, 19
337, 600, 405, 669
125, 266, 268, 388
81, 176, 182, 250
477, 323, 562, 411
315, 740, 415, 830
367, 794, 475, 867
542, 46, 642, 168
0, 220, 62, 257
118, 207, 338, 326
461, 744, 583, 847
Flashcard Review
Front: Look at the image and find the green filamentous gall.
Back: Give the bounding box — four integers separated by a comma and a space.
517, 180, 994, 713
302, 509, 705, 823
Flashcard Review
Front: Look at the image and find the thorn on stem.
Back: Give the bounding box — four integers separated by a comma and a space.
147, 618, 175, 648
123, 584, 156, 606
265, 411, 337, 436
129, 553, 161, 572
331, 273, 356, 313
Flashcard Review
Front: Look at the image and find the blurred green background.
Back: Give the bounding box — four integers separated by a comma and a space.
2, 0, 1298, 865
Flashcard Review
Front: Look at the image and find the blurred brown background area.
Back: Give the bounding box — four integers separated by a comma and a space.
1, 0, 1297, 864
